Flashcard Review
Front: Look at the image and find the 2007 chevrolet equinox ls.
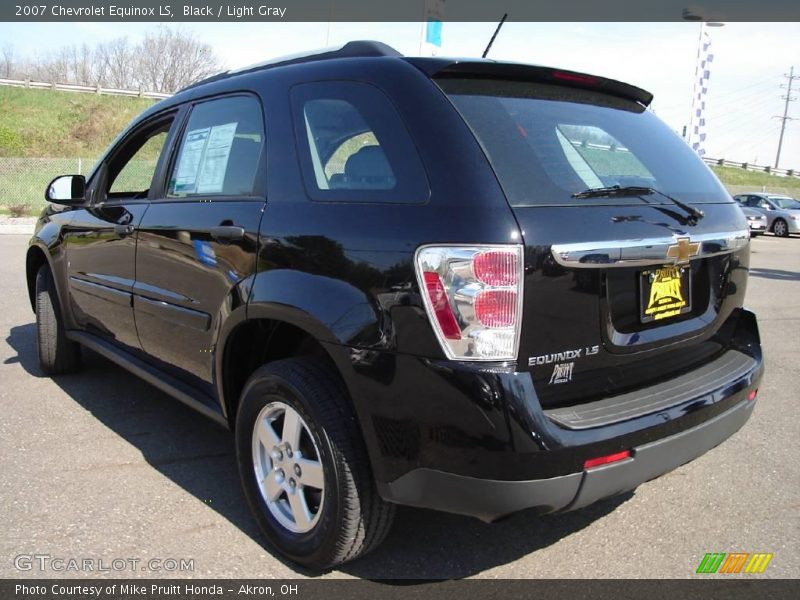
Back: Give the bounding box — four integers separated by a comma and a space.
27, 41, 763, 569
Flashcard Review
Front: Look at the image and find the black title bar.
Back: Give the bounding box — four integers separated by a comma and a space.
3, 579, 800, 600
3, 0, 800, 22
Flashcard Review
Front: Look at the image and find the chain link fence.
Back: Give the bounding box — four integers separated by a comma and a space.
0, 158, 96, 215
1, 157, 798, 217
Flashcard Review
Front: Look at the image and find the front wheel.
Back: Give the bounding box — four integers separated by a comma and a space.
35, 265, 81, 375
772, 218, 789, 237
235, 357, 395, 570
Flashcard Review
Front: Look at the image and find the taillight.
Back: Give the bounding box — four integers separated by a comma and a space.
474, 250, 518, 286
475, 290, 517, 328
422, 272, 461, 339
415, 245, 523, 361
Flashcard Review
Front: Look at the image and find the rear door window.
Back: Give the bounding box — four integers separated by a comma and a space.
437, 78, 729, 206
291, 81, 429, 203
167, 95, 264, 198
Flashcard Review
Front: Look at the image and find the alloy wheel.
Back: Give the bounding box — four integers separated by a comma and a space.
252, 401, 325, 533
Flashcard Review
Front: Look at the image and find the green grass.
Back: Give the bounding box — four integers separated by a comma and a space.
709, 165, 800, 195
0, 87, 158, 211
1, 86, 798, 212
0, 87, 156, 158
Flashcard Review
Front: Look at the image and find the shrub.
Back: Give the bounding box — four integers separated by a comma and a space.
7, 204, 31, 217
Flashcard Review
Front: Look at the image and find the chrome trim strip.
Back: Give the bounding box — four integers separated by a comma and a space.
550, 230, 750, 269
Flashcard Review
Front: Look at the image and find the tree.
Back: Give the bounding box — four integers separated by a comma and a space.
1, 44, 13, 78
95, 37, 136, 89
138, 27, 221, 92
7, 27, 222, 92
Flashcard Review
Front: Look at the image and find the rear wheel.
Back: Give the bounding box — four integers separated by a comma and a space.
235, 357, 395, 570
35, 265, 81, 375
772, 218, 789, 237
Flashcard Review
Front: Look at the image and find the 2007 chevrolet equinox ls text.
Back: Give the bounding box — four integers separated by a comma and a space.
27, 41, 763, 570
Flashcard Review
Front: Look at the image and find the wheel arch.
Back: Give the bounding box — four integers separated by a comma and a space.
216, 302, 359, 431
26, 243, 54, 312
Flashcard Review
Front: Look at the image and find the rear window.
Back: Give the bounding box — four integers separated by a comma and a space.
438, 78, 729, 206
768, 196, 800, 209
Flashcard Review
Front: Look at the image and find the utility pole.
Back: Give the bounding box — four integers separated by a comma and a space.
774, 66, 799, 169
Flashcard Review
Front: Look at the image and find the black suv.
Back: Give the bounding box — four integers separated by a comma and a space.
27, 41, 763, 570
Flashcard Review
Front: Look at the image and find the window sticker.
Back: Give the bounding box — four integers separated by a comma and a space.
173, 122, 239, 195
196, 122, 238, 194
173, 127, 210, 194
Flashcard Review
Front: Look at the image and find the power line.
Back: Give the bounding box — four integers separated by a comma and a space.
654, 76, 777, 113
774, 65, 799, 168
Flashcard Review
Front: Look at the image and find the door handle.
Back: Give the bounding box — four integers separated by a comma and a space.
210, 225, 245, 242
114, 224, 135, 236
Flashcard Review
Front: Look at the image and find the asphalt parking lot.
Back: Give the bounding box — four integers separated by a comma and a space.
1, 233, 797, 579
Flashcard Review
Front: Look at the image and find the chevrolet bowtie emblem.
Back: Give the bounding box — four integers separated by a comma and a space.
666, 237, 701, 264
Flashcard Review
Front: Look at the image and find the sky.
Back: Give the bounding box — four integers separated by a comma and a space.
1, 21, 798, 168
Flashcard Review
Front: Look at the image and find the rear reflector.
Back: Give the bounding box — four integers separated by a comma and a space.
584, 450, 631, 469
422, 272, 461, 340
747, 389, 758, 401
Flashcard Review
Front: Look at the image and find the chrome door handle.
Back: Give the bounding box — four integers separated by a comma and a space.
210, 225, 245, 242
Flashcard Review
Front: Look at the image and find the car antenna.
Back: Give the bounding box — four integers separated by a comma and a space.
482, 13, 508, 58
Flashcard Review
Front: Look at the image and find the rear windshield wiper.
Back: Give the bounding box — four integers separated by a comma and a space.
571, 185, 705, 223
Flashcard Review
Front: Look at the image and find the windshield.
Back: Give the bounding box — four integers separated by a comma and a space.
769, 197, 800, 209
438, 78, 731, 207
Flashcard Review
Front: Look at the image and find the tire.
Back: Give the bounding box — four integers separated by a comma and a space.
772, 218, 789, 237
235, 356, 395, 570
35, 265, 81, 375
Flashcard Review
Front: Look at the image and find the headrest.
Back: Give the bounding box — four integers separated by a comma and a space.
344, 145, 394, 180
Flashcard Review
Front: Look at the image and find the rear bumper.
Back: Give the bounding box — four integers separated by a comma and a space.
378, 397, 754, 521
363, 308, 763, 520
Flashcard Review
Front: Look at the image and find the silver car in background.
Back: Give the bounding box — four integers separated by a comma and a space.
733, 193, 800, 237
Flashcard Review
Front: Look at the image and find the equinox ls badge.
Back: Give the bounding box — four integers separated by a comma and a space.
529, 345, 599, 367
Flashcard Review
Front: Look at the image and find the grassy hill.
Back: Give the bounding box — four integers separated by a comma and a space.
709, 165, 800, 196
0, 86, 798, 215
0, 87, 156, 158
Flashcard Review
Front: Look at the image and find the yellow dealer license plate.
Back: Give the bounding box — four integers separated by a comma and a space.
640, 265, 692, 323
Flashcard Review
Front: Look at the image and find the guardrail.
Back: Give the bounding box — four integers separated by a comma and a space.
703, 157, 798, 178
0, 77, 171, 99
565, 141, 798, 177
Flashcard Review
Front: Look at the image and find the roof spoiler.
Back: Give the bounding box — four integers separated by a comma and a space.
407, 58, 654, 107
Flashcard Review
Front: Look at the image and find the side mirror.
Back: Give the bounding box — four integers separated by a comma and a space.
46, 175, 86, 205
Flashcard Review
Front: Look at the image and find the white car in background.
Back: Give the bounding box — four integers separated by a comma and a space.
736, 205, 768, 236
733, 193, 800, 237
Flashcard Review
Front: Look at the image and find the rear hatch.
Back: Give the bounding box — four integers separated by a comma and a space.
435, 69, 750, 408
